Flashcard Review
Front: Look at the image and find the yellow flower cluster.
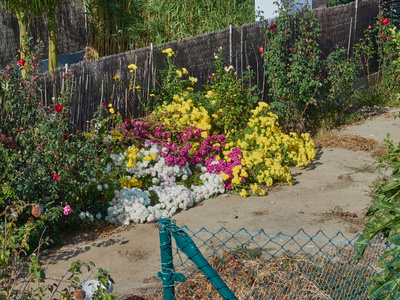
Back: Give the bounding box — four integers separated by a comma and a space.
231, 165, 248, 185
120, 176, 142, 189
111, 130, 123, 140
143, 152, 156, 162
128, 64, 138, 72
126, 145, 140, 169
155, 93, 212, 133
162, 48, 175, 57
225, 102, 316, 187
189, 77, 198, 85
250, 183, 266, 196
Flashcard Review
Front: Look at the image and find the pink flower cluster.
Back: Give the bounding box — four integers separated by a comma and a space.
161, 126, 226, 167
205, 148, 244, 190
128, 122, 227, 167
119, 119, 241, 186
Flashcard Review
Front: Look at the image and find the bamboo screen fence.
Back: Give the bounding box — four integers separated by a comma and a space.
40, 0, 379, 132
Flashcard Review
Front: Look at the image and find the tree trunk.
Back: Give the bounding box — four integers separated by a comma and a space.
15, 9, 27, 77
48, 10, 57, 74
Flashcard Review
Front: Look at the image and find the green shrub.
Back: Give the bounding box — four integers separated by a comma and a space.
0, 39, 114, 245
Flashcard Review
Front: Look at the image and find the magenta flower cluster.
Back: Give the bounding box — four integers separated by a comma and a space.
128, 121, 233, 176
205, 148, 244, 190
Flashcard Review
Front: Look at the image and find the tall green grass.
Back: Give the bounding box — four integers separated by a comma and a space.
84, 0, 255, 56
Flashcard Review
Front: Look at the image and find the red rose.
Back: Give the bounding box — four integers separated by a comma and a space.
125, 118, 130, 123
63, 133, 68, 140
382, 18, 390, 26
386, 36, 391, 40
101, 102, 106, 106
269, 24, 277, 30
380, 34, 385, 38
17, 59, 26, 66
52, 173, 60, 181
39, 101, 43, 105
258, 46, 264, 53
55, 104, 63, 113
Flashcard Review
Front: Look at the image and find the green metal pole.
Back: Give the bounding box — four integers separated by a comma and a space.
158, 218, 175, 300
170, 223, 238, 300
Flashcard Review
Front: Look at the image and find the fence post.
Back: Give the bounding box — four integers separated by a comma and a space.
229, 24, 233, 66
158, 219, 175, 300
158, 218, 175, 300
169, 222, 238, 300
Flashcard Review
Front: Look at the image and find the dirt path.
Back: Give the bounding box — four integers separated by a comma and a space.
42, 108, 400, 299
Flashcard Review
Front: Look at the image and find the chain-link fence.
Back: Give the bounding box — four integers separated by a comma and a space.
158, 218, 397, 300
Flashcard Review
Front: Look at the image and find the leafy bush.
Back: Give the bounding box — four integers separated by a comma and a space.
0, 39, 114, 243
356, 134, 400, 299
0, 202, 115, 299
201, 48, 260, 134
354, 13, 400, 107
263, 0, 322, 133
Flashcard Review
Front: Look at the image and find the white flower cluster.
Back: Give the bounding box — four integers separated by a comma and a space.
106, 172, 225, 225
103, 141, 226, 225
106, 188, 152, 225
191, 172, 225, 200
79, 211, 102, 222
110, 153, 126, 167
125, 144, 192, 183
150, 182, 202, 212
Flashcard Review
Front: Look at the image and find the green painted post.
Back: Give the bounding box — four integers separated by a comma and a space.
158, 218, 175, 300
170, 222, 238, 300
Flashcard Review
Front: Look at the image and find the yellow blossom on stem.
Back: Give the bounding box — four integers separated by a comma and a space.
128, 64, 138, 70
240, 189, 248, 198
189, 77, 198, 85
162, 48, 175, 57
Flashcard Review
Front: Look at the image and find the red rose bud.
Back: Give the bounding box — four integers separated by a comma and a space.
125, 118, 130, 123
52, 173, 60, 181
269, 24, 277, 30
101, 102, 106, 106
382, 18, 390, 26
17, 59, 26, 66
258, 46, 264, 53
54, 104, 63, 113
